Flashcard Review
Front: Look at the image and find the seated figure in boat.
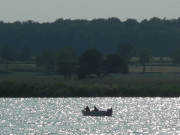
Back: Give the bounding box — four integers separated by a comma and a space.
84, 106, 90, 112
93, 106, 99, 112
107, 108, 112, 115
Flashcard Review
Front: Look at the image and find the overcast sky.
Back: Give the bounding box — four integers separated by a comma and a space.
0, 0, 180, 23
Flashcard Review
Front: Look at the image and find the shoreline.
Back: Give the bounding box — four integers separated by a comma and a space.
0, 73, 180, 97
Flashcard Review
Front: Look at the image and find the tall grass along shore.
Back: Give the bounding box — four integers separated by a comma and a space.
1, 73, 180, 97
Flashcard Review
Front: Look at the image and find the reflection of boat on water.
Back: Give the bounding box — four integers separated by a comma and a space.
82, 108, 112, 116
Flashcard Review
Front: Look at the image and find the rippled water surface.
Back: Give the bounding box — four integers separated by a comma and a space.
1, 98, 180, 134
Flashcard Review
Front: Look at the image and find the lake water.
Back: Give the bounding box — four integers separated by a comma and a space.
0, 98, 180, 135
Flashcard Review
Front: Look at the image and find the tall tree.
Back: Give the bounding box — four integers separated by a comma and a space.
57, 59, 77, 79
79, 48, 103, 78
104, 54, 128, 75
138, 48, 151, 73
57, 46, 77, 60
117, 43, 134, 62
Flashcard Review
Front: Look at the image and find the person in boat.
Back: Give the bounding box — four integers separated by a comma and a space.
93, 106, 99, 112
84, 106, 90, 112
107, 108, 112, 115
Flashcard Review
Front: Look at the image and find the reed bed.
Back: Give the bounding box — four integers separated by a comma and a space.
0, 73, 180, 97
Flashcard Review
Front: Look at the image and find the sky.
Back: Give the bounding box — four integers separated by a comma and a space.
0, 0, 180, 23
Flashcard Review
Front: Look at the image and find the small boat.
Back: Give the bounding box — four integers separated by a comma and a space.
82, 108, 112, 116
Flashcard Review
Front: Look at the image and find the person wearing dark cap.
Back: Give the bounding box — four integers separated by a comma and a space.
84, 106, 90, 112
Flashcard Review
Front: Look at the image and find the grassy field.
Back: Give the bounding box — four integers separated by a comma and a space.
0, 62, 180, 97
1, 62, 180, 73
129, 65, 180, 73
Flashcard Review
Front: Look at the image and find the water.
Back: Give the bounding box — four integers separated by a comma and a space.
0, 98, 180, 135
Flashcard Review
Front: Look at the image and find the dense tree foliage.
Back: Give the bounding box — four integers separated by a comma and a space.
0, 46, 19, 70
0, 46, 19, 61
104, 54, 129, 74
117, 43, 135, 62
57, 46, 77, 60
57, 59, 78, 78
79, 49, 103, 78
0, 17, 180, 56
35, 48, 129, 79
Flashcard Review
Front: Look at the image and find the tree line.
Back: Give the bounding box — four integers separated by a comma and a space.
1, 44, 180, 77
36, 47, 128, 79
1, 17, 180, 56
